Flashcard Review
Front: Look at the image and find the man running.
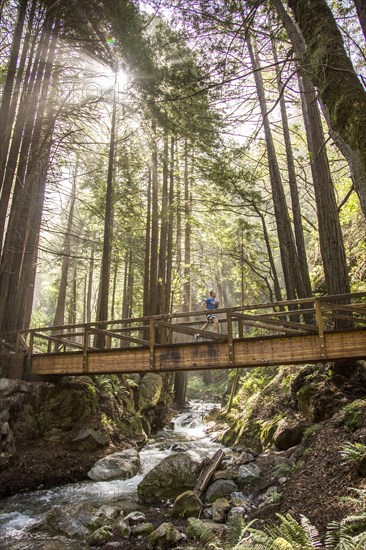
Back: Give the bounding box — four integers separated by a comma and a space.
195, 290, 220, 340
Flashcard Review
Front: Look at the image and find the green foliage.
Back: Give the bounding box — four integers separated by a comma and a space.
339, 442, 366, 468
272, 462, 294, 479
301, 424, 321, 445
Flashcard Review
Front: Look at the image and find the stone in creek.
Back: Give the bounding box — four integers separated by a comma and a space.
137, 451, 203, 503
115, 518, 131, 538
238, 462, 261, 483
94, 505, 120, 521
87, 448, 140, 481
238, 451, 255, 464
36, 503, 99, 539
138, 373, 163, 411
206, 479, 238, 503
147, 522, 182, 549
124, 511, 147, 525
88, 525, 115, 545
171, 490, 203, 519
212, 498, 230, 522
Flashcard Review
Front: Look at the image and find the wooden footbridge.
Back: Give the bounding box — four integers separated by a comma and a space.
1, 293, 366, 379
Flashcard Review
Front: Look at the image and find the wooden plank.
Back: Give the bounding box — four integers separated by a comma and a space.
232, 313, 302, 335
194, 449, 225, 497
253, 314, 317, 333
156, 321, 227, 342
32, 332, 92, 351
88, 327, 149, 347
322, 312, 366, 325
321, 303, 366, 314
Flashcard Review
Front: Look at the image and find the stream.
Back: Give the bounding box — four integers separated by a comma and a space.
0, 401, 224, 548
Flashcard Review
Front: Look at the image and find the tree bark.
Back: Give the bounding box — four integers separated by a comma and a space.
247, 32, 307, 300
94, 78, 117, 347
353, 0, 366, 41
272, 37, 312, 296
287, 0, 366, 184
271, 0, 366, 219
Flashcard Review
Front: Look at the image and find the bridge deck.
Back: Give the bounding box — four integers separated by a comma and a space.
30, 329, 366, 376
2, 293, 366, 378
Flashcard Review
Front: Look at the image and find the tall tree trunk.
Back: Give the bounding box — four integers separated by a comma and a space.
287, 0, 366, 180
86, 244, 95, 324
247, 32, 306, 300
272, 37, 312, 296
143, 168, 151, 317
0, 0, 28, 192
165, 136, 175, 312
156, 134, 169, 313
299, 75, 350, 296
149, 123, 159, 316
271, 0, 366, 219
53, 165, 77, 327
95, 78, 117, 347
183, 139, 192, 311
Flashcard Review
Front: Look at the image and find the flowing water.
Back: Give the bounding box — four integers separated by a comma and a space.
0, 401, 223, 548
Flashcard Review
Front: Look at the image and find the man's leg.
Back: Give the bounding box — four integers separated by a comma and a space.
213, 317, 219, 333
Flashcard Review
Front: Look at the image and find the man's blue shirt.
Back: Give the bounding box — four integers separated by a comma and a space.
205, 297, 217, 310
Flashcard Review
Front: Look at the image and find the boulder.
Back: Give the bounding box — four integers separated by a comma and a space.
124, 511, 147, 525
206, 479, 238, 503
238, 451, 254, 464
70, 427, 110, 452
0, 378, 24, 397
186, 518, 227, 538
88, 526, 115, 545
238, 463, 261, 483
212, 498, 230, 522
147, 522, 182, 549
213, 469, 238, 481
138, 374, 163, 411
171, 490, 203, 518
87, 449, 140, 481
38, 503, 99, 539
137, 452, 202, 503
273, 419, 309, 450
227, 507, 247, 520
115, 519, 131, 538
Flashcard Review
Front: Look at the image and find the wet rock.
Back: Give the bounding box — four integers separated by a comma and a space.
202, 506, 213, 519
273, 418, 309, 450
147, 522, 182, 549
138, 374, 163, 412
213, 469, 238, 481
70, 427, 110, 452
37, 503, 99, 539
170, 443, 188, 452
138, 451, 202, 503
116, 519, 131, 538
238, 462, 261, 483
212, 497, 230, 522
171, 490, 203, 518
125, 511, 147, 525
206, 479, 238, 503
88, 525, 115, 545
238, 451, 254, 464
94, 505, 120, 521
132, 522, 155, 536
87, 449, 140, 481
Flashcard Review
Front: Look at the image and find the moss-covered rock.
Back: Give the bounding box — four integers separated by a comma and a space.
147, 522, 182, 549
138, 452, 202, 503
171, 490, 203, 519
138, 373, 164, 412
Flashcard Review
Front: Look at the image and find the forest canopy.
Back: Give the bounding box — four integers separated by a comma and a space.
0, 0, 365, 337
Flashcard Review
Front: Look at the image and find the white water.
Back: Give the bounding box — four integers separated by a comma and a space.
0, 401, 222, 542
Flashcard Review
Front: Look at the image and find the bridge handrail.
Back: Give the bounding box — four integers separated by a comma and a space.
6, 291, 366, 338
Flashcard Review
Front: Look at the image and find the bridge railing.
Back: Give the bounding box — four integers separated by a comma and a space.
8, 292, 366, 359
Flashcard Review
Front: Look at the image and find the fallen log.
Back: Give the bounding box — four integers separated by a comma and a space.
194, 448, 225, 497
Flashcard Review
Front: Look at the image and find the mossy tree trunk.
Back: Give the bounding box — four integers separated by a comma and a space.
287, 0, 366, 207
